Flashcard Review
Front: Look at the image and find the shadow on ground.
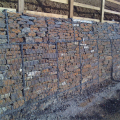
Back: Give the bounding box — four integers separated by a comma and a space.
70, 89, 120, 120
100, 98, 120, 114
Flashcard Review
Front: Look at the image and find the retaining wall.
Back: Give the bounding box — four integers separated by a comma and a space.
0, 11, 120, 119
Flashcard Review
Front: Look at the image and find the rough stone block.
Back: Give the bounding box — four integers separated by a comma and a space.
28, 32, 36, 37
42, 53, 57, 59
25, 49, 43, 54
22, 27, 30, 33
24, 60, 39, 67
0, 39, 7, 44
25, 37, 34, 43
0, 19, 5, 28
11, 29, 21, 34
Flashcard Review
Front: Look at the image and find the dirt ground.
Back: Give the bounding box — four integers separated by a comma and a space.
19, 80, 120, 120
0, 0, 120, 21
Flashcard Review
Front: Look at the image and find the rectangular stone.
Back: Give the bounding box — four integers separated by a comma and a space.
42, 53, 57, 59
24, 60, 39, 67
25, 37, 34, 43
0, 19, 5, 28
25, 49, 43, 54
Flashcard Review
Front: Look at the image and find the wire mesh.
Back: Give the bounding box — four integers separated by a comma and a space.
0, 38, 120, 119
0, 9, 120, 119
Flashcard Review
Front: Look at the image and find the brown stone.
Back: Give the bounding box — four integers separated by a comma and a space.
0, 32, 5, 36
106, 56, 112, 60
0, 100, 3, 105
30, 27, 39, 31
11, 29, 21, 33
83, 64, 91, 69
4, 80, 15, 86
9, 33, 16, 38
34, 38, 42, 42
28, 32, 36, 37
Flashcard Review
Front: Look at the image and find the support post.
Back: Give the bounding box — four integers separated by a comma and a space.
18, 0, 24, 13
68, 0, 74, 18
100, 0, 105, 23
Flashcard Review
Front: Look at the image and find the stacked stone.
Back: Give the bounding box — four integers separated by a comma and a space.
58, 42, 80, 92
80, 40, 99, 89
93, 22, 120, 40
0, 11, 120, 119
0, 44, 24, 115
47, 18, 74, 42
98, 40, 112, 82
74, 22, 93, 40
0, 12, 7, 44
112, 39, 120, 79
8, 12, 48, 43
23, 43, 58, 101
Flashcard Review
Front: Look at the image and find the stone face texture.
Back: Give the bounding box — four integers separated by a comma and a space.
0, 12, 120, 118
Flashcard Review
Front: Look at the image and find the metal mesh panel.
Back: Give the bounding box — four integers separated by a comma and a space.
0, 44, 24, 116
0, 39, 120, 119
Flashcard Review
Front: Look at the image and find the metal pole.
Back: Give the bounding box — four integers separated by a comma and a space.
20, 44, 26, 99
56, 42, 60, 99
79, 41, 83, 94
96, 39, 100, 84
4, 9, 9, 44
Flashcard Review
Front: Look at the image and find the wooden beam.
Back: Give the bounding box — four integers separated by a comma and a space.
69, 0, 74, 18
104, 9, 120, 15
73, 16, 100, 22
26, 10, 68, 19
104, 20, 119, 23
0, 7, 118, 24
18, 0, 24, 13
74, 2, 100, 11
100, 0, 105, 23
106, 0, 120, 5
49, 0, 68, 4
26, 10, 100, 22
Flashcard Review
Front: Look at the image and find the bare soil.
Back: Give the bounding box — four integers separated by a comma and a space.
0, 0, 120, 22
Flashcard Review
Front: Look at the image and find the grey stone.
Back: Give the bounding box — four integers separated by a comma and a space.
25, 37, 34, 43
0, 39, 7, 44
68, 51, 76, 54
0, 35, 7, 39
0, 107, 7, 114
55, 25, 61, 28
0, 45, 12, 49
0, 59, 6, 65
42, 53, 57, 59
22, 27, 30, 33
0, 80, 4, 87
39, 28, 47, 32
91, 62, 98, 67
10, 93, 18, 101
39, 76, 50, 82
18, 21, 26, 25
1, 93, 10, 99
39, 63, 49, 68
29, 17, 36, 21
27, 21, 34, 25
0, 19, 5, 27
94, 53, 98, 57
18, 33, 26, 38
25, 49, 43, 54
55, 22, 62, 25
21, 15, 30, 19
24, 60, 39, 67
21, 16, 36, 21
0, 65, 8, 71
